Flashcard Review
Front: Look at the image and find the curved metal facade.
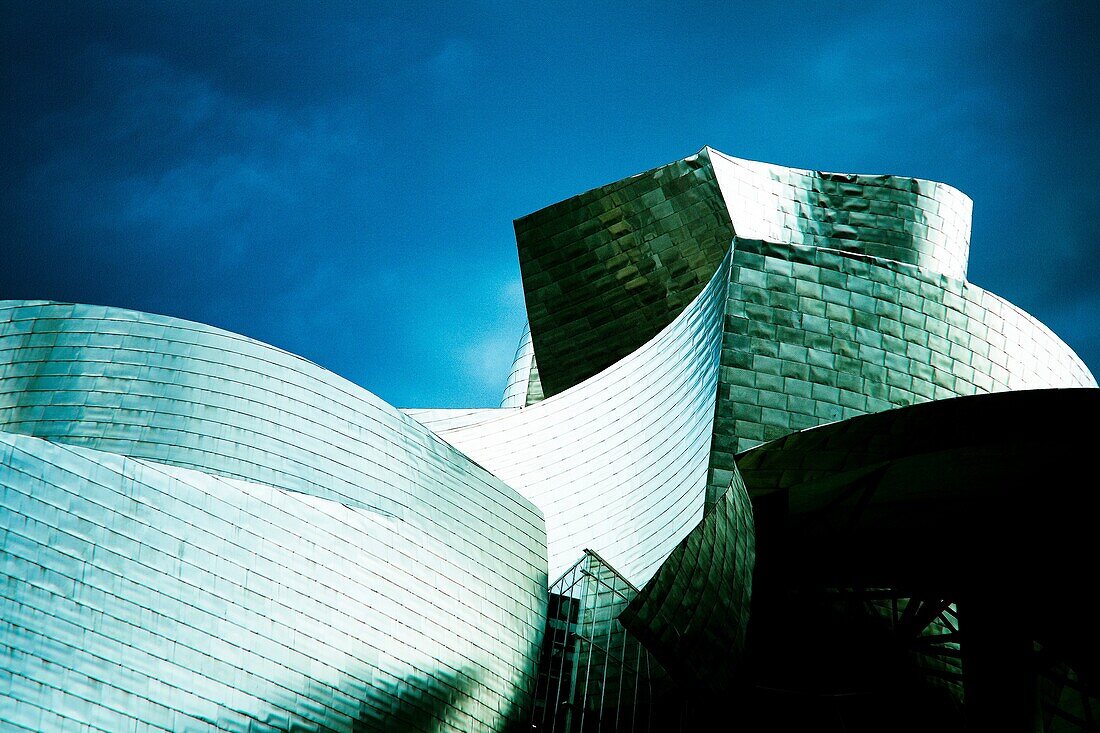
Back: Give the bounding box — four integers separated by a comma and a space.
2, 146, 1097, 731
510, 147, 1093, 512
706, 236, 1095, 494
514, 147, 977, 400
503, 147, 1096, 730
499, 322, 543, 408
515, 148, 732, 398
707, 147, 973, 280
409, 249, 730, 587
618, 475, 756, 693
0, 302, 547, 732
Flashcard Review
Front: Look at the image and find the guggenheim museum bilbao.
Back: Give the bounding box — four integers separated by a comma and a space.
2, 147, 1098, 732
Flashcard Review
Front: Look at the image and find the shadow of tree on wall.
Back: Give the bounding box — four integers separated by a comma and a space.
345, 666, 529, 733
237, 664, 532, 732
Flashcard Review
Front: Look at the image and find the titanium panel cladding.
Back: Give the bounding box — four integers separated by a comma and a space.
2, 145, 1097, 732
0, 302, 548, 732
708, 237, 1096, 473
409, 250, 731, 587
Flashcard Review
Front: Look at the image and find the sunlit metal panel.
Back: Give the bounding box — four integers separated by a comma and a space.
409, 250, 731, 587
0, 302, 548, 732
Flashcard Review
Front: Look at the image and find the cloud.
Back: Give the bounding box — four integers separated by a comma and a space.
499, 277, 525, 307
422, 38, 476, 101
459, 328, 519, 397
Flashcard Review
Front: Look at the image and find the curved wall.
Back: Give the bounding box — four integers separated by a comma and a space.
0, 302, 543, 555
619, 474, 755, 693
1, 434, 540, 732
515, 147, 974, 399
510, 148, 1092, 517
515, 148, 733, 397
409, 250, 731, 587
499, 323, 543, 408
708, 147, 972, 280
705, 238, 1096, 494
0, 301, 548, 732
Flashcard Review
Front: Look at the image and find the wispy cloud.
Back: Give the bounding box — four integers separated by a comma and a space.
422, 38, 476, 101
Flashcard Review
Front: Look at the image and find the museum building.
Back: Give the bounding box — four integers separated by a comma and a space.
2, 148, 1096, 731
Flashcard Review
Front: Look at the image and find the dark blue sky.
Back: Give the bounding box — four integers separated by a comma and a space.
2, 1, 1096, 407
